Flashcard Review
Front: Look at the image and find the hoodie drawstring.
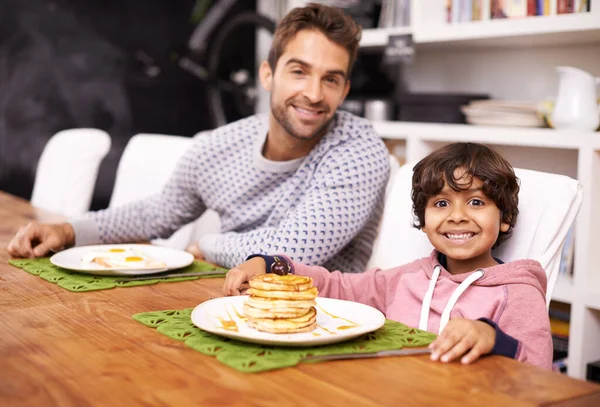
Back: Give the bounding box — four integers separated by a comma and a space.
419, 267, 485, 334
419, 265, 441, 331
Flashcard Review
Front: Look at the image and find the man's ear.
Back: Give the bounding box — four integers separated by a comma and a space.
500, 222, 510, 233
259, 61, 273, 92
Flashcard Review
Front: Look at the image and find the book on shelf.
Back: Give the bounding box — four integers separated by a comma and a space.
553, 357, 568, 373
549, 301, 570, 365
559, 226, 575, 276
472, 0, 484, 20
557, 0, 572, 13
550, 318, 570, 336
445, 0, 590, 23
378, 0, 410, 28
528, 0, 538, 15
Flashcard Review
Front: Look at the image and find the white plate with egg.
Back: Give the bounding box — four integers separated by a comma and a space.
50, 244, 194, 276
191, 296, 386, 347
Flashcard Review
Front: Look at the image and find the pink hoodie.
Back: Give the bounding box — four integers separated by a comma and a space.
290, 250, 553, 370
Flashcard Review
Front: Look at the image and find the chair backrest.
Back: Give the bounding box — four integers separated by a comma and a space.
31, 128, 111, 217
367, 162, 583, 306
110, 133, 194, 208
110, 133, 220, 249
386, 155, 401, 198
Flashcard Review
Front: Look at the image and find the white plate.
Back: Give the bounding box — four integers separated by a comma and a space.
465, 114, 545, 128
191, 296, 386, 347
50, 244, 194, 276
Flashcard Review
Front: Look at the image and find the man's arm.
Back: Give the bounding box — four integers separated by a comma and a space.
71, 140, 207, 245
199, 137, 390, 269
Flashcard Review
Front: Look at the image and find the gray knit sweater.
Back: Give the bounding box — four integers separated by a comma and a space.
71, 111, 390, 273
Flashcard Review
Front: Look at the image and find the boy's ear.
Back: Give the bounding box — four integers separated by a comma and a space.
259, 61, 273, 92
500, 222, 510, 233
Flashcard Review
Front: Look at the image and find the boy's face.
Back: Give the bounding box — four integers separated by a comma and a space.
259, 29, 351, 142
421, 168, 510, 270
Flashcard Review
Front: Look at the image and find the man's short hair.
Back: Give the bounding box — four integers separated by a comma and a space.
268, 3, 362, 77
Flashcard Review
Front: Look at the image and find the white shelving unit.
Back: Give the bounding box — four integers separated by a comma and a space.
412, 0, 600, 49
587, 290, 600, 310
360, 26, 411, 48
261, 0, 600, 379
552, 273, 575, 304
357, 0, 600, 49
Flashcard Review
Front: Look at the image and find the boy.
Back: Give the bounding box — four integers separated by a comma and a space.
224, 143, 553, 369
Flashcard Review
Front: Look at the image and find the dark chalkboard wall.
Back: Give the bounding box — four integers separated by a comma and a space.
0, 0, 255, 210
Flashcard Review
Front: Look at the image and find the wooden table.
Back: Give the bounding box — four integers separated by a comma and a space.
1, 191, 600, 407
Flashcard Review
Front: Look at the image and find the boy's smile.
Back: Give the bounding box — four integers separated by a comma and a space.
422, 168, 510, 275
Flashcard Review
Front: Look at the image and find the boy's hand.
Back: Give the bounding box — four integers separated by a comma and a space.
223, 257, 267, 296
429, 319, 495, 365
185, 241, 205, 260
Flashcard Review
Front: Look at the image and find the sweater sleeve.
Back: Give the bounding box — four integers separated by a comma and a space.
291, 260, 411, 313
72, 139, 207, 245
198, 131, 390, 269
495, 284, 553, 370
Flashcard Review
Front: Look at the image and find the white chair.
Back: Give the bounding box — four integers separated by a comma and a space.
367, 162, 583, 306
109, 132, 220, 249
31, 128, 111, 217
386, 155, 401, 197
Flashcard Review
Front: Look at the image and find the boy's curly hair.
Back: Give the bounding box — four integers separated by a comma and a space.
411, 143, 520, 248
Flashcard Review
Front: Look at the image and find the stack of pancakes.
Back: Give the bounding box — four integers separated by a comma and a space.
244, 274, 318, 333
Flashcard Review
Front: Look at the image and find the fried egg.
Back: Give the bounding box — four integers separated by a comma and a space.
81, 248, 166, 269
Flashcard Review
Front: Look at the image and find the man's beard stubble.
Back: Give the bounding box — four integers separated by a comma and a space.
271, 97, 335, 142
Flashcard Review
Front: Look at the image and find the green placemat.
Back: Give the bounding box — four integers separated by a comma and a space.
9, 257, 227, 292
133, 308, 437, 373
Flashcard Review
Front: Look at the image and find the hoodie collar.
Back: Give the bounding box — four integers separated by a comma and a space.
419, 250, 547, 296
437, 252, 504, 269
418, 250, 548, 334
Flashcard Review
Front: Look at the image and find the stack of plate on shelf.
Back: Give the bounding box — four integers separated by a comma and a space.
461, 100, 545, 128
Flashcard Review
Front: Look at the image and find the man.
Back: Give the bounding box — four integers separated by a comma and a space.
7, 3, 390, 273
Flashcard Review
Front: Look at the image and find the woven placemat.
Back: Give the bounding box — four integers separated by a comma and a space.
9, 257, 227, 292
133, 307, 437, 373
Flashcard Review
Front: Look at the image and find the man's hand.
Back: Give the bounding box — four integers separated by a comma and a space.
223, 257, 267, 296
7, 222, 75, 258
429, 319, 496, 365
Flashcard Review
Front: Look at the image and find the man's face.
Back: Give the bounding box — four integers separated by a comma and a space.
260, 29, 351, 141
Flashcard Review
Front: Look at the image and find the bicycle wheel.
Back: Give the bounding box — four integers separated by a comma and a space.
206, 11, 276, 127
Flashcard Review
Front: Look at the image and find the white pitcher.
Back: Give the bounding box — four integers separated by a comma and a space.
551, 66, 600, 131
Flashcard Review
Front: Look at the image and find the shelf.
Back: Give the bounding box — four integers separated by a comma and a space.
360, 26, 411, 48
552, 274, 574, 304
414, 12, 600, 49
372, 121, 598, 149
586, 291, 600, 311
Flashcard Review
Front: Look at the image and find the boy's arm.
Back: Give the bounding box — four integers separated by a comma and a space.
429, 285, 551, 369
224, 254, 411, 313
293, 261, 400, 312
489, 284, 553, 370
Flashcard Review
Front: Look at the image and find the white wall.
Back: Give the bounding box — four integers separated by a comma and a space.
403, 44, 600, 102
